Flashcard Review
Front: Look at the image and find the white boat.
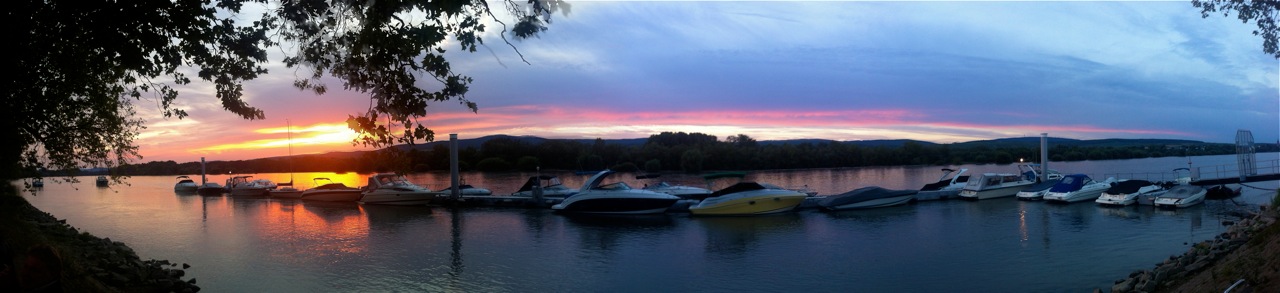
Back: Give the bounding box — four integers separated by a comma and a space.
226, 176, 271, 196
1096, 180, 1164, 206
637, 174, 712, 199
196, 182, 225, 196
959, 163, 1056, 200
359, 173, 441, 205
299, 178, 363, 202
1153, 169, 1205, 208
1015, 179, 1061, 200
689, 182, 809, 215
552, 170, 680, 214
440, 183, 492, 196
510, 175, 577, 198
174, 175, 198, 193
1043, 174, 1117, 203
818, 186, 918, 211
916, 168, 969, 200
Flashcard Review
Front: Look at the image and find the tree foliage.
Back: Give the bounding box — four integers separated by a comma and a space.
6, 0, 566, 181
1193, 0, 1280, 58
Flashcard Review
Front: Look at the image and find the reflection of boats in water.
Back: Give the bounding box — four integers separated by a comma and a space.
1015, 179, 1061, 200
1096, 180, 1164, 206
817, 186, 917, 211
300, 178, 363, 202
552, 170, 679, 214
1043, 174, 1116, 203
689, 182, 808, 215
916, 168, 969, 200
359, 173, 440, 205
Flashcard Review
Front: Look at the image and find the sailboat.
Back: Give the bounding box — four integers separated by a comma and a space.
270, 120, 303, 198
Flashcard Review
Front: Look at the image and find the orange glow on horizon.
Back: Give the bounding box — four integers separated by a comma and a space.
195, 122, 361, 153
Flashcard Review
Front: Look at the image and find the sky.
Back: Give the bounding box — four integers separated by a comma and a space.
132, 1, 1280, 163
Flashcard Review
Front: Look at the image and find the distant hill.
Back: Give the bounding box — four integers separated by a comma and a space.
393, 135, 648, 152
950, 137, 1208, 149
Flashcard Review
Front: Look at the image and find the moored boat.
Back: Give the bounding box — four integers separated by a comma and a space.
440, 183, 492, 196
510, 175, 577, 198
1014, 179, 1061, 200
299, 178, 363, 202
552, 170, 680, 214
818, 186, 918, 211
359, 173, 441, 205
1154, 185, 1207, 208
196, 182, 225, 196
689, 182, 809, 215
174, 175, 199, 193
637, 174, 713, 200
226, 176, 271, 196
95, 176, 109, 187
1043, 174, 1116, 203
916, 168, 969, 200
1096, 180, 1164, 206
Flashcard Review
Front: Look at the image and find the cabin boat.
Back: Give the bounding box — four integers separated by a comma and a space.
359, 173, 441, 205
916, 168, 969, 200
637, 174, 712, 200
95, 176, 109, 187
959, 163, 1060, 200
1154, 185, 1207, 208
1043, 174, 1116, 203
552, 170, 680, 214
818, 186, 918, 211
174, 176, 199, 193
1095, 180, 1164, 206
689, 182, 809, 215
299, 178, 363, 202
226, 176, 272, 196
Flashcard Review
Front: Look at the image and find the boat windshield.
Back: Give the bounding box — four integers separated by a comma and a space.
594, 182, 631, 191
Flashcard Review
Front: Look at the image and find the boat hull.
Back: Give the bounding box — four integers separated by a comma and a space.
300, 190, 363, 202
229, 187, 269, 196
821, 194, 912, 211
690, 192, 807, 215
1154, 185, 1206, 208
1094, 192, 1136, 206
958, 184, 1028, 200
1044, 188, 1107, 203
269, 188, 303, 199
174, 182, 199, 193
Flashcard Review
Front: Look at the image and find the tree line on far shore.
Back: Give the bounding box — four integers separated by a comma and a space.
59, 132, 1279, 177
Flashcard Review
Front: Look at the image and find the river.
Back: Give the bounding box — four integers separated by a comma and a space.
17, 153, 1280, 292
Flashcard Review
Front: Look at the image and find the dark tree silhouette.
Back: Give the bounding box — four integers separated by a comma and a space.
1193, 0, 1280, 58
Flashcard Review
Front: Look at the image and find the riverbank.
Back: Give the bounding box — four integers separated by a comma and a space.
1107, 190, 1280, 293
0, 186, 198, 292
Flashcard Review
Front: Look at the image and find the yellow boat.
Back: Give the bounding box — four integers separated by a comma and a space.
689, 182, 809, 216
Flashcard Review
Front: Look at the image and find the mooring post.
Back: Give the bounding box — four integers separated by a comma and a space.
1040, 133, 1049, 182
200, 157, 207, 185
532, 166, 544, 206
450, 134, 460, 201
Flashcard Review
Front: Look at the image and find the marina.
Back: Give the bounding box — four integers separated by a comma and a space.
15, 153, 1278, 292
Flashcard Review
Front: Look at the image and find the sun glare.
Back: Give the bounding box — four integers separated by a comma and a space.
195, 122, 361, 153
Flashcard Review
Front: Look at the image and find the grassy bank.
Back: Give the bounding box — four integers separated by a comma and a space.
1, 186, 197, 292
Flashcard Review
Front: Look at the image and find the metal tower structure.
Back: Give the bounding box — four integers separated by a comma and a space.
1235, 129, 1256, 179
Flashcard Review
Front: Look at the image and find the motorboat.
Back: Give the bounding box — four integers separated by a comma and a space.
225, 176, 272, 196
552, 170, 680, 214
916, 168, 969, 200
174, 175, 199, 193
439, 183, 492, 196
818, 186, 918, 211
637, 174, 712, 199
958, 163, 1056, 200
31, 178, 44, 188
1154, 185, 1207, 208
269, 186, 303, 199
689, 182, 809, 215
196, 182, 225, 196
1014, 179, 1061, 200
1205, 185, 1241, 199
359, 173, 441, 205
299, 178, 363, 202
95, 176, 109, 187
1043, 174, 1117, 203
1096, 180, 1164, 206
510, 175, 577, 198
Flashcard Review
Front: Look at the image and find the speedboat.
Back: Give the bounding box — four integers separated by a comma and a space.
439, 183, 492, 196
1043, 174, 1116, 203
174, 176, 199, 193
637, 174, 712, 199
916, 168, 969, 200
196, 182, 225, 196
552, 170, 680, 214
359, 173, 441, 205
510, 175, 577, 198
1096, 180, 1164, 206
31, 178, 44, 188
1205, 185, 1241, 199
226, 176, 271, 196
269, 186, 303, 199
818, 186, 918, 211
1015, 179, 1061, 200
689, 182, 809, 215
1154, 185, 1207, 208
95, 176, 109, 187
299, 178, 363, 202
959, 163, 1056, 200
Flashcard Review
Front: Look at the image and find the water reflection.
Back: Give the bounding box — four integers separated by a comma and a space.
696, 213, 804, 258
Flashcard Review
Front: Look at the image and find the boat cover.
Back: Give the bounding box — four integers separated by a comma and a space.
1105, 180, 1156, 194
818, 186, 918, 207
1048, 174, 1091, 193
1163, 185, 1205, 199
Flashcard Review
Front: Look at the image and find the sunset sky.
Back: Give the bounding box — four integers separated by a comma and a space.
133, 1, 1279, 163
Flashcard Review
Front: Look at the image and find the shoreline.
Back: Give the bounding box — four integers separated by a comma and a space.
1105, 190, 1280, 293
1, 186, 198, 292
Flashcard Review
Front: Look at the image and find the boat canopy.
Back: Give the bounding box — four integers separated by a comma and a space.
1049, 174, 1091, 193
1105, 180, 1156, 194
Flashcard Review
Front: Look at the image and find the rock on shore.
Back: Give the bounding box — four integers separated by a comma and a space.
1108, 205, 1279, 293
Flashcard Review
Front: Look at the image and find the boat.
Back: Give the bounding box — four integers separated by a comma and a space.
637, 174, 713, 199
31, 178, 44, 188
1014, 178, 1062, 200
299, 178, 363, 202
1043, 174, 1117, 203
510, 175, 577, 198
359, 173, 441, 205
1096, 180, 1165, 206
958, 163, 1057, 200
440, 180, 492, 196
95, 176, 109, 187
225, 176, 271, 196
916, 168, 969, 200
689, 182, 809, 215
818, 186, 918, 211
551, 170, 680, 214
174, 175, 199, 193
196, 182, 225, 196
1154, 184, 1207, 208
1205, 185, 1241, 199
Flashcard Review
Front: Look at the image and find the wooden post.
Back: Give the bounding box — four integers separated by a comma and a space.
1040, 133, 1049, 182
